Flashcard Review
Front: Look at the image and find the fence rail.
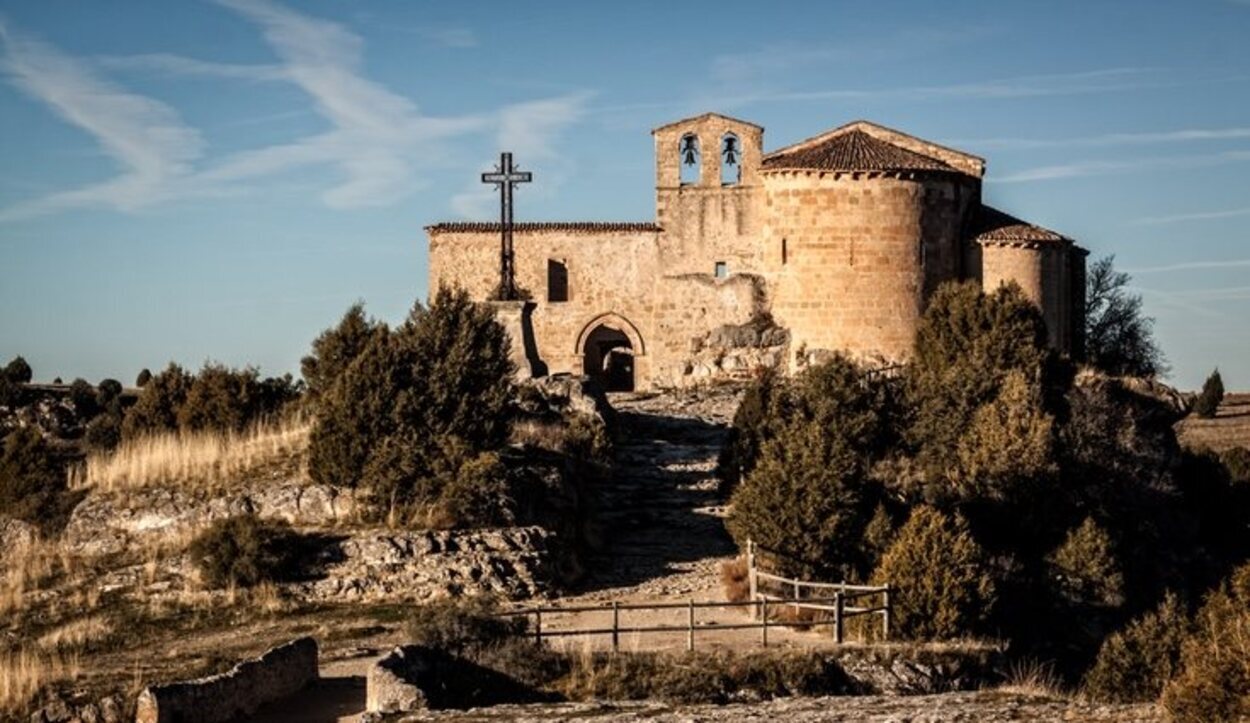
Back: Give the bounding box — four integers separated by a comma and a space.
501, 540, 890, 650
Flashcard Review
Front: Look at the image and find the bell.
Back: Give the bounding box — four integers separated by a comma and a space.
723, 137, 739, 165
681, 137, 699, 166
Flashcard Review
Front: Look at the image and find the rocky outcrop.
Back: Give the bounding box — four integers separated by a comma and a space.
28, 693, 125, 723
518, 374, 614, 427
680, 316, 789, 386
297, 527, 551, 603
0, 515, 37, 560
135, 637, 318, 723
62, 482, 358, 555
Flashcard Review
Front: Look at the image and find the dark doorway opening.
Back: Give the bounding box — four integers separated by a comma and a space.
583, 325, 634, 392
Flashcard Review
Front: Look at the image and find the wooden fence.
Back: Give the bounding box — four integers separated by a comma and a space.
501, 540, 890, 650
746, 539, 891, 643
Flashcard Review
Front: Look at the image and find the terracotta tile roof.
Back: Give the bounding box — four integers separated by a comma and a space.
761, 129, 958, 173
426, 221, 662, 234
972, 206, 1072, 245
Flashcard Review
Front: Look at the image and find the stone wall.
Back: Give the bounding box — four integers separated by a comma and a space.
366, 646, 431, 715
765, 170, 974, 365
429, 226, 662, 385
135, 637, 317, 723
979, 242, 1078, 354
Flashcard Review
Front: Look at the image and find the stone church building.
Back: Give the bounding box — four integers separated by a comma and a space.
428, 113, 1087, 391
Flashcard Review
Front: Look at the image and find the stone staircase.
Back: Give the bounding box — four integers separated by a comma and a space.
580, 387, 742, 597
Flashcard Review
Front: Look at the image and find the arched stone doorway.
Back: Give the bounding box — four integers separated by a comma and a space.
583, 325, 635, 391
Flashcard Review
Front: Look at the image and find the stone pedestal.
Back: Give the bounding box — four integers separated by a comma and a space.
488, 300, 545, 380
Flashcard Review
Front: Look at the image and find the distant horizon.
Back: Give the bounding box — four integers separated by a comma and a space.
2, 0, 1248, 390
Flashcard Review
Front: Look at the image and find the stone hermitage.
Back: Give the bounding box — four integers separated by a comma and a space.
428, 114, 1086, 391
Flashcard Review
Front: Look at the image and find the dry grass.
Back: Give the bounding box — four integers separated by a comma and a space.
0, 648, 80, 716
0, 540, 65, 616
36, 615, 114, 652
1176, 392, 1250, 452
1000, 658, 1066, 698
71, 415, 310, 493
720, 557, 750, 603
510, 418, 569, 451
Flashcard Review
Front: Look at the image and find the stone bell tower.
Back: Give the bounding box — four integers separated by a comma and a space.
651, 113, 767, 275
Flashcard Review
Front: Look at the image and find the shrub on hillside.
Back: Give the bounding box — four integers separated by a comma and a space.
301, 302, 385, 402
95, 378, 123, 408
905, 281, 1053, 480
83, 414, 122, 452
717, 368, 782, 492
1083, 593, 1188, 703
1223, 447, 1250, 485
950, 369, 1056, 502
122, 363, 193, 438
1084, 255, 1165, 378
4, 356, 32, 384
135, 368, 152, 388
1161, 564, 1250, 721
308, 286, 515, 526
871, 506, 996, 640
404, 596, 524, 656
68, 378, 99, 418
1046, 518, 1124, 608
1193, 368, 1225, 419
0, 427, 72, 533
728, 419, 876, 580
176, 364, 300, 433
188, 515, 304, 589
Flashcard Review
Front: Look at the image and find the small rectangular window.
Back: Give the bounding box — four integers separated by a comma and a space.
547, 259, 569, 302
714, 261, 728, 279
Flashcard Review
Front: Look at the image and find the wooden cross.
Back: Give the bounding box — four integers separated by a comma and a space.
481, 152, 532, 301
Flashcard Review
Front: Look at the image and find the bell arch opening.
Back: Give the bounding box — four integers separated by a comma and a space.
582, 325, 635, 392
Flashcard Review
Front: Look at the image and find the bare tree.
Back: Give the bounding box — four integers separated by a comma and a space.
1084, 255, 1166, 378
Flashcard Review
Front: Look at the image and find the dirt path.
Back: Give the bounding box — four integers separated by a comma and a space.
528, 387, 841, 651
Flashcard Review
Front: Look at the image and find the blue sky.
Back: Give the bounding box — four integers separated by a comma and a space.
0, 0, 1247, 390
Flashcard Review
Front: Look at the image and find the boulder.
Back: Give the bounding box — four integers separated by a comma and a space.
0, 516, 37, 561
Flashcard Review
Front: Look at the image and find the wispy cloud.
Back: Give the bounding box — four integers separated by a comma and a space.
994, 149, 1250, 183
451, 92, 594, 218
1134, 206, 1250, 225
0, 19, 205, 220
0, 1, 590, 220
1124, 259, 1250, 274
95, 53, 284, 81
700, 67, 1171, 110
951, 126, 1250, 151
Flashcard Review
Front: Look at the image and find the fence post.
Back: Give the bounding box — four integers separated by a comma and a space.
882, 585, 891, 641
534, 609, 542, 646
834, 592, 844, 644
687, 599, 695, 652
755, 595, 765, 645
612, 601, 620, 652
747, 539, 758, 620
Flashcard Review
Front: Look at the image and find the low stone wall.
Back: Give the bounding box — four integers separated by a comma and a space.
366, 645, 432, 716
134, 637, 318, 723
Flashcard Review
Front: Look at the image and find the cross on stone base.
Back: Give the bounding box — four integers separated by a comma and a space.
481, 152, 532, 301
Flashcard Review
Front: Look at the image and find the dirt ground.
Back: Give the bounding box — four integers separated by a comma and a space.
1176, 391, 1250, 451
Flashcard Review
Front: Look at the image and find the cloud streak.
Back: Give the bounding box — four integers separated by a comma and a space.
0, 1, 592, 220
951, 126, 1250, 151
994, 149, 1250, 182
1134, 206, 1250, 225
0, 19, 205, 220
451, 92, 594, 218
1124, 259, 1250, 274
